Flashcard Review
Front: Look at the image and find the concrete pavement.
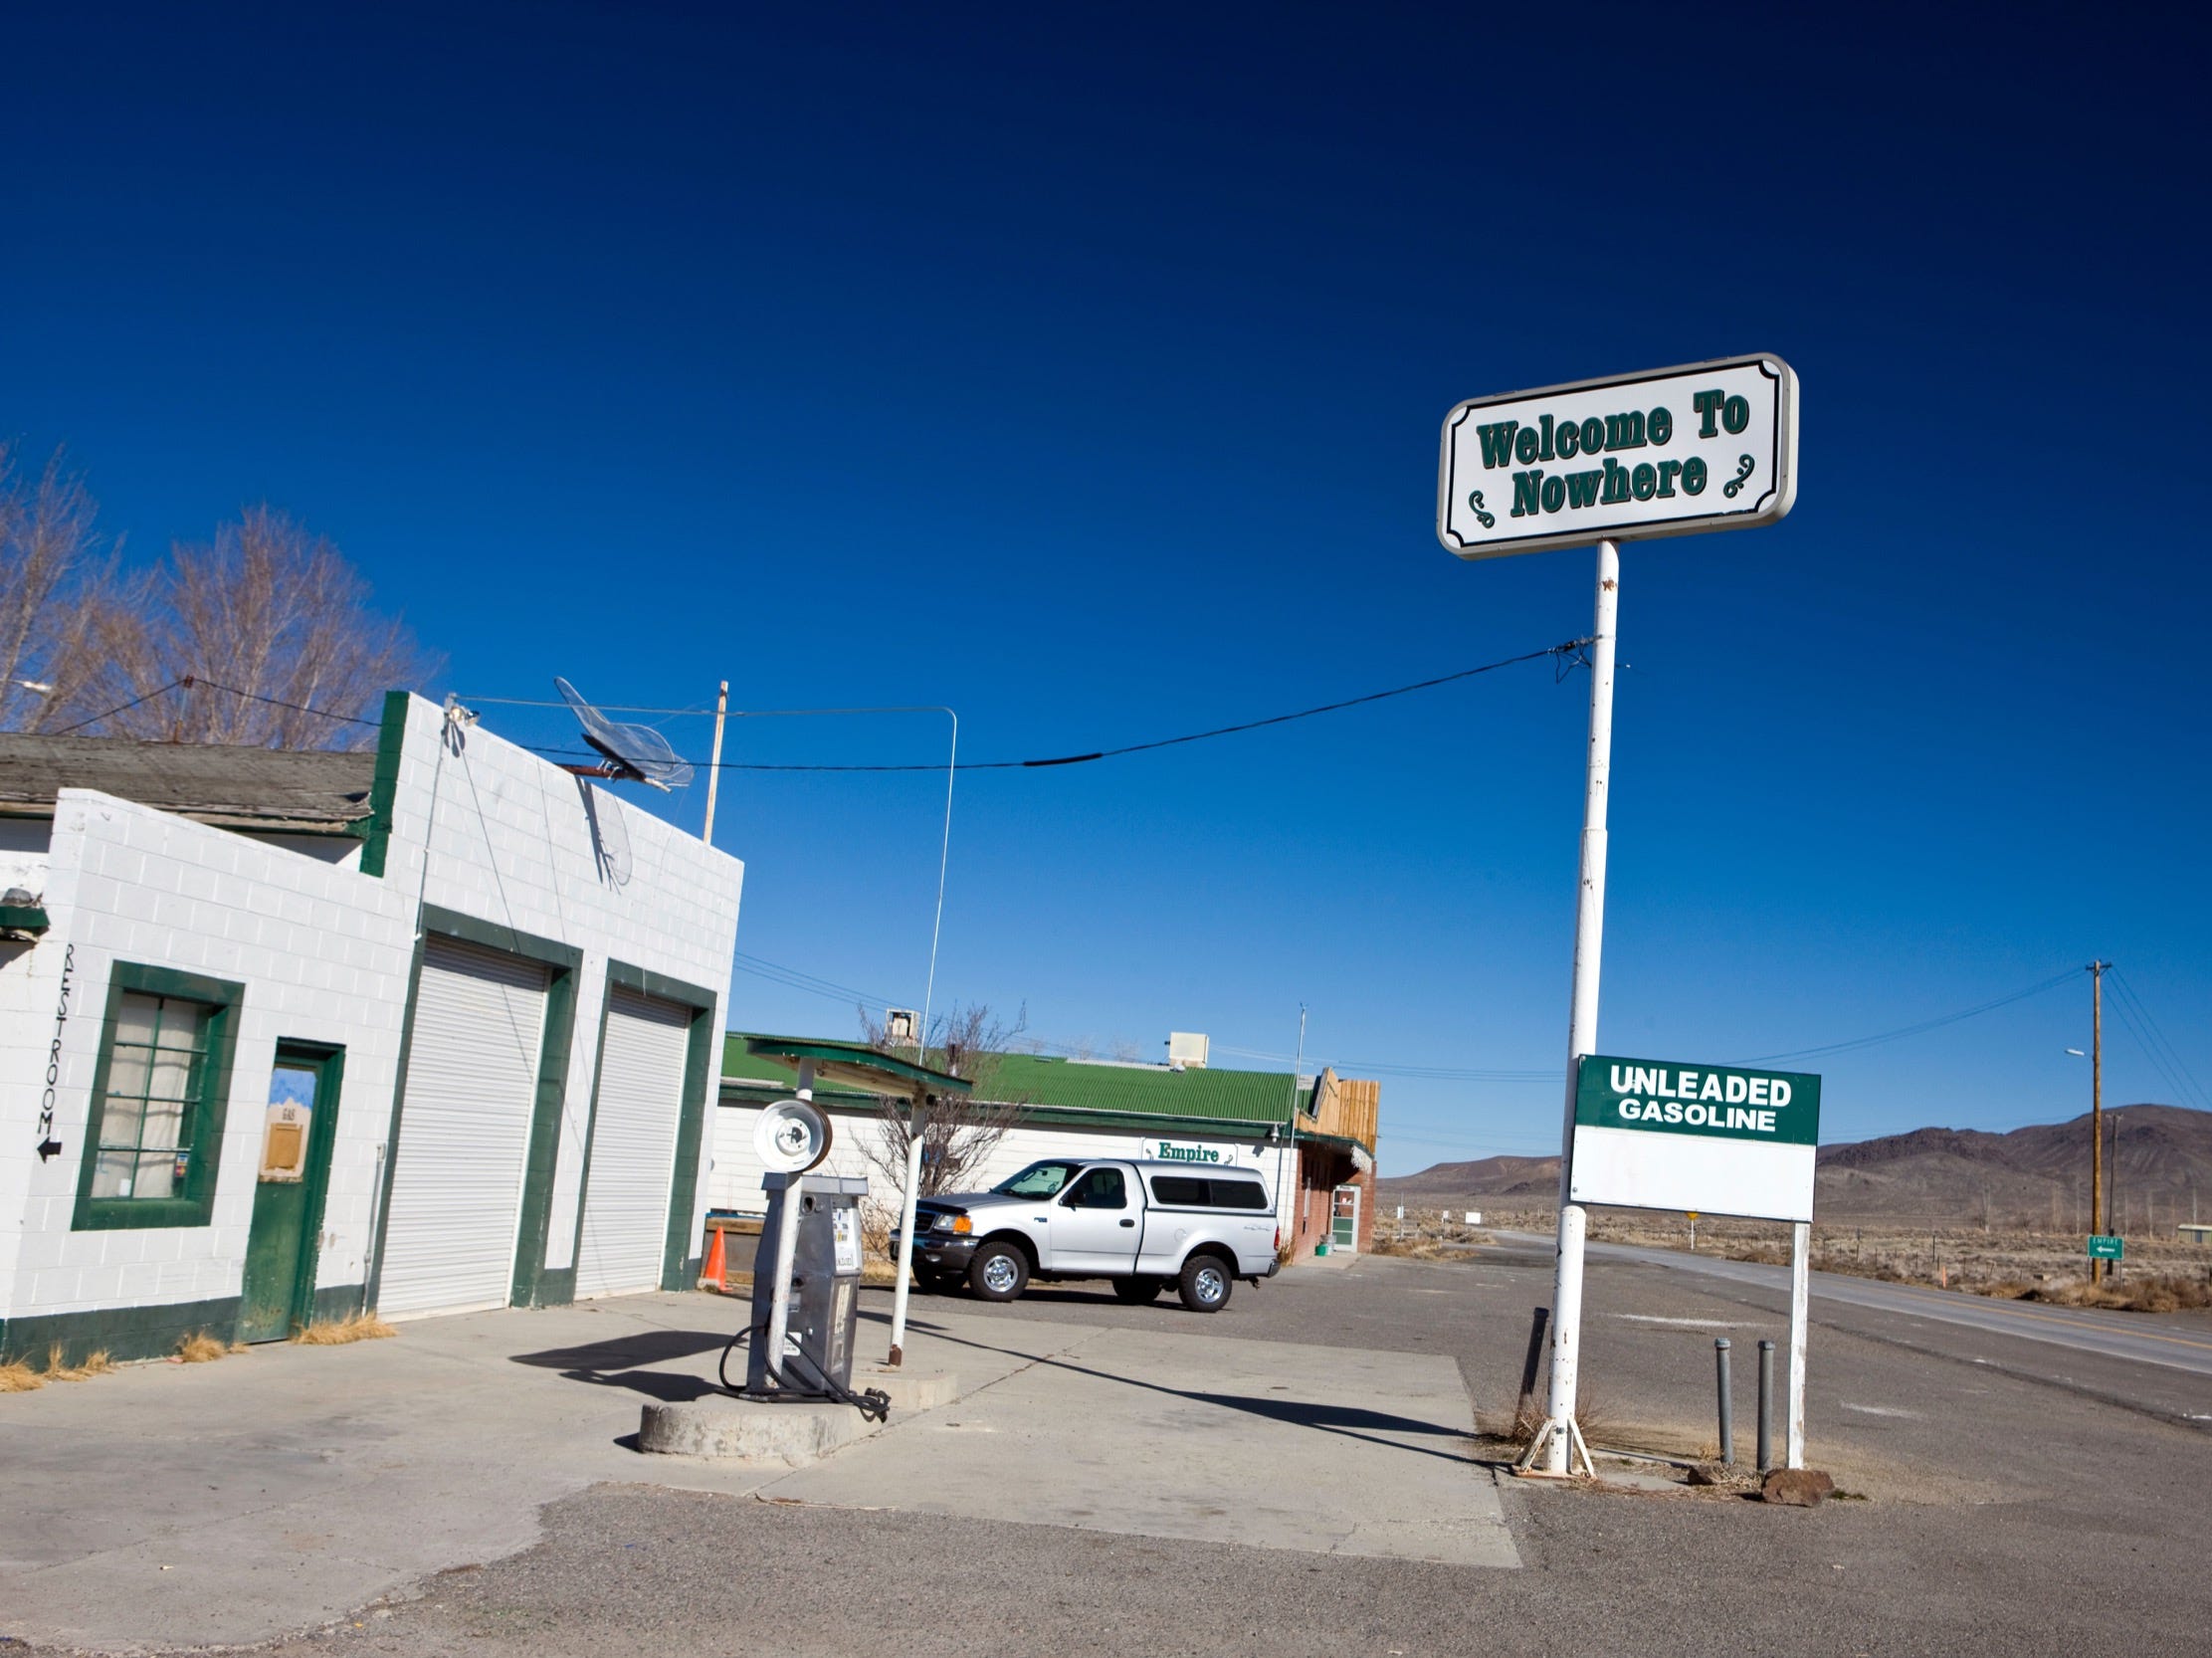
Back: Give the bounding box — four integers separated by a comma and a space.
0, 1284, 1508, 1651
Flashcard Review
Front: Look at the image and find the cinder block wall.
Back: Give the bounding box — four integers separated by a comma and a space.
373, 696, 744, 1279
0, 790, 417, 1356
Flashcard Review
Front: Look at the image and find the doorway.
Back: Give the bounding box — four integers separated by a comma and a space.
1331, 1183, 1361, 1253
239, 1044, 343, 1343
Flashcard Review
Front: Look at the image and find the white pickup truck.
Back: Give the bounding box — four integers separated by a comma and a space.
892, 1157, 1282, 1312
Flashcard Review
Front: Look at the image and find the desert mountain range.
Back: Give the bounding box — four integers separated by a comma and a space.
1378, 1104, 2212, 1230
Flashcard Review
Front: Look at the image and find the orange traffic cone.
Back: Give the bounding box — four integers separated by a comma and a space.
701, 1225, 727, 1293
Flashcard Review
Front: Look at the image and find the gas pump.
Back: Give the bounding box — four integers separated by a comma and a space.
726, 1098, 889, 1420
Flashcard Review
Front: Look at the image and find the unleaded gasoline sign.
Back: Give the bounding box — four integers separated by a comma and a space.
1568, 1054, 1822, 1224
1438, 354, 1798, 559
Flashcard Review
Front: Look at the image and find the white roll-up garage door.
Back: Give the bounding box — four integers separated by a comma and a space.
378, 935, 548, 1317
572, 986, 692, 1299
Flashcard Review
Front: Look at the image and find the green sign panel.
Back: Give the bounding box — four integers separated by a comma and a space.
1575, 1056, 1822, 1145
2087, 1234, 2125, 1261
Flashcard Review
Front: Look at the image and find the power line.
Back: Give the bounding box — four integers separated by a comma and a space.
515, 637, 1593, 774
2106, 969, 2209, 1112
52, 679, 185, 735
1736, 968, 2081, 1064
186, 677, 380, 728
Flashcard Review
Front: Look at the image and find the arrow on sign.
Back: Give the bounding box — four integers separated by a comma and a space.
37, 1139, 63, 1162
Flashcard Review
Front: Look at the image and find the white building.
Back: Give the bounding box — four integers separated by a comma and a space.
0, 695, 741, 1364
713, 1039, 1379, 1259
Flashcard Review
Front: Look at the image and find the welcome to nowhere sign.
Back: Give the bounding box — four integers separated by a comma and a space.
1437, 354, 1798, 559
1568, 1055, 1822, 1223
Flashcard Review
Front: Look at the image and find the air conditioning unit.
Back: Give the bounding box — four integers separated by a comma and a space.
1166, 1031, 1209, 1070
884, 1008, 921, 1049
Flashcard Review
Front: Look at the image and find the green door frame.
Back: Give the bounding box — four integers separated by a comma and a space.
367, 905, 582, 1314
239, 1042, 346, 1342
563, 960, 720, 1302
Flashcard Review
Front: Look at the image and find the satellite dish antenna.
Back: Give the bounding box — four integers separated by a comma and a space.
553, 677, 696, 792
755, 1099, 833, 1174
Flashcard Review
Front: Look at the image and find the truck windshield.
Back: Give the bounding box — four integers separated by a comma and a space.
992, 1160, 1084, 1197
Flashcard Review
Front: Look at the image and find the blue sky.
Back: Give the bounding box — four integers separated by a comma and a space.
8, 3, 2207, 1172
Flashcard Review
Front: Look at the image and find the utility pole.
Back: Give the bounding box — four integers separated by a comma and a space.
701, 681, 729, 844
2090, 960, 2109, 1282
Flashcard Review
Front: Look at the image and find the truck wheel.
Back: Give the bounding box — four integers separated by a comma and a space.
968, 1241, 1030, 1302
1177, 1254, 1233, 1313
1110, 1275, 1164, 1304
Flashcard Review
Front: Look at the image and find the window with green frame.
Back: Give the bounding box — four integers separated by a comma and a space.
75, 964, 243, 1230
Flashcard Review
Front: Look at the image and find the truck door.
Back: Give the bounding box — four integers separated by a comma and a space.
1051, 1164, 1142, 1274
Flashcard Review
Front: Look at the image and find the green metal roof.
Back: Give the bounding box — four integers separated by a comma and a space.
739, 1034, 971, 1099
723, 1034, 1305, 1128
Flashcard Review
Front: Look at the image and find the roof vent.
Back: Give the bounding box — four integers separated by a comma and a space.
1165, 1032, 1209, 1070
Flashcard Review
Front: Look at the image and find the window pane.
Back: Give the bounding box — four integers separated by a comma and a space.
153, 999, 207, 1050
105, 1044, 152, 1104
147, 1050, 194, 1103
134, 1151, 181, 1200
270, 1066, 317, 1112
140, 1101, 187, 1150
114, 993, 161, 1046
92, 1150, 136, 1198
101, 1092, 147, 1151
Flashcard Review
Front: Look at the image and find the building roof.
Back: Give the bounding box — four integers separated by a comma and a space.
739, 1034, 972, 1100
0, 732, 376, 833
724, 1034, 1315, 1135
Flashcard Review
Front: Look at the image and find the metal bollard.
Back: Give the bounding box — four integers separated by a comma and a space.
1756, 1339, 1776, 1474
1713, 1339, 1734, 1465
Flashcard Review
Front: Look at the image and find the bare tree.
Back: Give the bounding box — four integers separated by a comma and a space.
858, 1001, 1032, 1198
0, 444, 126, 734
77, 506, 437, 748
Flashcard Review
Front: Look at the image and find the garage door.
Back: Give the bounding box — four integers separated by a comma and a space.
572, 986, 692, 1298
378, 935, 548, 1317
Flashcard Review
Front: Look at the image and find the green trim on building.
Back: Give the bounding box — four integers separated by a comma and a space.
558, 959, 720, 1302
365, 929, 429, 1312
723, 1039, 1306, 1133
716, 1077, 1290, 1149
72, 962, 247, 1232
507, 960, 580, 1310
659, 980, 719, 1292
240, 1042, 346, 1343
357, 691, 410, 879
420, 903, 583, 975
0, 1295, 243, 1368
0, 902, 48, 933
368, 905, 585, 1313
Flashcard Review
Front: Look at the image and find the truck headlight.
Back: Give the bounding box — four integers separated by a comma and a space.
933, 1212, 970, 1234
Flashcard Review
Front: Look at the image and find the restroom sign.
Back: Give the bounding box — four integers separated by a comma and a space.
1567, 1054, 1821, 1223
1437, 354, 1799, 559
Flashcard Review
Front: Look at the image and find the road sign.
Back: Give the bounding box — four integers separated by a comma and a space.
2088, 1233, 2125, 1261
1438, 353, 1799, 559
1568, 1055, 1822, 1224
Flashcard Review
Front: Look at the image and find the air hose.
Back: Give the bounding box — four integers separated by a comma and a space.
717, 1324, 891, 1423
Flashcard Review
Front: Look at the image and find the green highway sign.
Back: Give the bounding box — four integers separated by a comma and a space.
2087, 1234, 2125, 1261
1568, 1055, 1824, 1224
1575, 1057, 1822, 1144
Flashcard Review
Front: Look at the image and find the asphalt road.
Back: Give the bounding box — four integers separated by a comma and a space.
33, 1244, 2212, 1658
1522, 1231, 2212, 1383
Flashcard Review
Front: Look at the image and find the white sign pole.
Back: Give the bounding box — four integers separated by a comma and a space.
1787, 1219, 1810, 1469
1541, 536, 1620, 1475
888, 1095, 927, 1366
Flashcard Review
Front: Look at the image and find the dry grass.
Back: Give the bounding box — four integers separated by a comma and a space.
1440, 1204, 2212, 1317
42, 1344, 116, 1381
292, 1314, 398, 1346
0, 1358, 45, 1393
2025, 1274, 2212, 1314
173, 1332, 229, 1363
